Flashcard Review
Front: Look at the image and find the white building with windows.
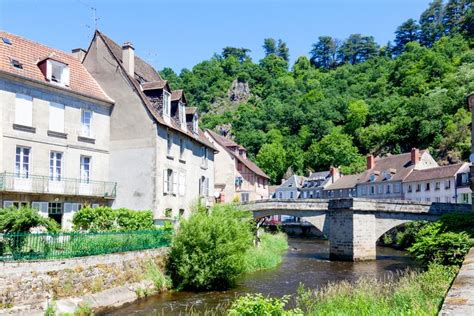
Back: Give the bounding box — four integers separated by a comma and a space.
0, 31, 116, 228
403, 162, 471, 204
82, 31, 216, 222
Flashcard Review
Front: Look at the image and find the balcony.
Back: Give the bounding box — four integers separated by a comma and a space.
0, 172, 116, 199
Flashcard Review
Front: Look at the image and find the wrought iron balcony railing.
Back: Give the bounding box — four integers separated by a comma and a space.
0, 172, 116, 199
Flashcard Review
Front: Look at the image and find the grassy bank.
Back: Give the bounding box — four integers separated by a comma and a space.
295, 264, 456, 316
244, 232, 288, 273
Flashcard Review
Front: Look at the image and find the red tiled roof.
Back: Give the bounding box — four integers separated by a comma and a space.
0, 31, 112, 103
95, 31, 216, 151
206, 129, 269, 179
404, 163, 466, 182
357, 151, 428, 184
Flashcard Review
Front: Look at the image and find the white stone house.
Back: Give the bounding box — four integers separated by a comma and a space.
82, 31, 216, 222
300, 168, 341, 199
403, 162, 471, 203
0, 31, 116, 229
273, 175, 305, 200
205, 129, 269, 203
356, 148, 438, 199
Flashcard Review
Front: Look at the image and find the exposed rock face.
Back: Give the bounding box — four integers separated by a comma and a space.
228, 79, 250, 103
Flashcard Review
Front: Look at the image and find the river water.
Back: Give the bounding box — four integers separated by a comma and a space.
106, 238, 416, 315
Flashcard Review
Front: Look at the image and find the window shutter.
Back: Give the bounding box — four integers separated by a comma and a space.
3, 201, 13, 208
204, 178, 209, 197
163, 169, 169, 194
199, 177, 202, 196
173, 171, 178, 195
62, 66, 70, 86
49, 102, 65, 132
32, 202, 48, 216
15, 94, 33, 126
72, 203, 80, 212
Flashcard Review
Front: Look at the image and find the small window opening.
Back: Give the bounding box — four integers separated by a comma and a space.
11, 59, 22, 69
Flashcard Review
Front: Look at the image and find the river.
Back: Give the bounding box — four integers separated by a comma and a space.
105, 238, 416, 315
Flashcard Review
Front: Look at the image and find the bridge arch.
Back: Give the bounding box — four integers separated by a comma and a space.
374, 212, 441, 241
253, 210, 328, 236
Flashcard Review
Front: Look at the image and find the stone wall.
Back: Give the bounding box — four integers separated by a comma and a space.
0, 248, 168, 311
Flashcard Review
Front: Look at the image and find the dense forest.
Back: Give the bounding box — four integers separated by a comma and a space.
161, 0, 474, 184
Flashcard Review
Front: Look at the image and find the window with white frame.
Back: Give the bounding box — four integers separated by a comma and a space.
163, 91, 171, 117
80, 156, 91, 183
47, 60, 69, 86
445, 180, 451, 189
178, 172, 186, 196
199, 176, 209, 197
377, 184, 383, 194
15, 146, 30, 178
81, 109, 92, 137
386, 184, 391, 194
241, 193, 249, 202
164, 169, 173, 194
394, 183, 401, 193
15, 93, 33, 126
167, 133, 172, 156
48, 202, 63, 214
49, 102, 65, 132
49, 151, 62, 181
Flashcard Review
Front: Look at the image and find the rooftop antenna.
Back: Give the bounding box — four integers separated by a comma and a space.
78, 0, 99, 29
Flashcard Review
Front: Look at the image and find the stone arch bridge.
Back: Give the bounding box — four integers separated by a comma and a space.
242, 198, 472, 261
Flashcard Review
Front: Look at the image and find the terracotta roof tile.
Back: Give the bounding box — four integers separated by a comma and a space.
0, 31, 112, 103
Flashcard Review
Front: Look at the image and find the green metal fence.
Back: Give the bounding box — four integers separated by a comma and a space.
0, 230, 172, 261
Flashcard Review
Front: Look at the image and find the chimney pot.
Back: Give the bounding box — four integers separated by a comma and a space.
122, 42, 135, 76
411, 148, 420, 165
329, 166, 339, 183
71, 48, 86, 62
367, 154, 375, 170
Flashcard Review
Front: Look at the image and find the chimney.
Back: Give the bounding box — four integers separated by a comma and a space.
329, 166, 339, 183
411, 148, 420, 165
71, 48, 86, 62
122, 42, 135, 76
367, 154, 375, 170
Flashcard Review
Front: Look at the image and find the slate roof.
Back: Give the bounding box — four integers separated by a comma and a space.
278, 175, 306, 189
171, 90, 184, 101
308, 171, 330, 180
98, 32, 162, 82
404, 163, 466, 182
357, 151, 428, 184
142, 80, 169, 91
206, 129, 270, 179
95, 31, 216, 151
0, 31, 112, 103
325, 174, 361, 190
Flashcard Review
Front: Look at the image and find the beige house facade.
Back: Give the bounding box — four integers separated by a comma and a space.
83, 31, 216, 222
205, 129, 269, 203
0, 31, 116, 229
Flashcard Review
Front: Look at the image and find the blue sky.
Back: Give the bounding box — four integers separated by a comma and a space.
0, 0, 432, 73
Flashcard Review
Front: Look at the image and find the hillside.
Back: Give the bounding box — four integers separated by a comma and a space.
161, 0, 474, 184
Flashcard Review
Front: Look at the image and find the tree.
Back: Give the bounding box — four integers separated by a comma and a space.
419, 0, 445, 46
393, 19, 421, 55
337, 34, 379, 65
256, 141, 287, 184
306, 128, 364, 173
443, 0, 471, 34
309, 36, 339, 69
345, 100, 369, 135
263, 38, 277, 56
160, 67, 182, 89
277, 39, 290, 62
222, 47, 251, 62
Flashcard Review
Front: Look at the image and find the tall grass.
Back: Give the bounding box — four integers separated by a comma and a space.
244, 232, 288, 273
296, 264, 457, 316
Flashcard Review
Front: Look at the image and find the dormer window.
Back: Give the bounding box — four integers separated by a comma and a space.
369, 174, 376, 182
163, 91, 171, 117
193, 113, 198, 134
178, 101, 186, 126
47, 60, 69, 86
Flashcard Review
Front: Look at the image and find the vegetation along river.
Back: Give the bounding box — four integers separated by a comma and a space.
105, 237, 416, 315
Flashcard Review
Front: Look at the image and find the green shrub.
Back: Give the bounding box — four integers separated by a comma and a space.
244, 232, 288, 273
72, 207, 154, 232
228, 293, 303, 316
408, 222, 471, 266
0, 207, 59, 233
437, 213, 474, 237
167, 203, 253, 291
145, 260, 170, 291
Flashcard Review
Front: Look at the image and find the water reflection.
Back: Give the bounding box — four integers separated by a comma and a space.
104, 238, 416, 315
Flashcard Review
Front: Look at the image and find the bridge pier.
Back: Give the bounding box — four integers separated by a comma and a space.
329, 211, 376, 261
